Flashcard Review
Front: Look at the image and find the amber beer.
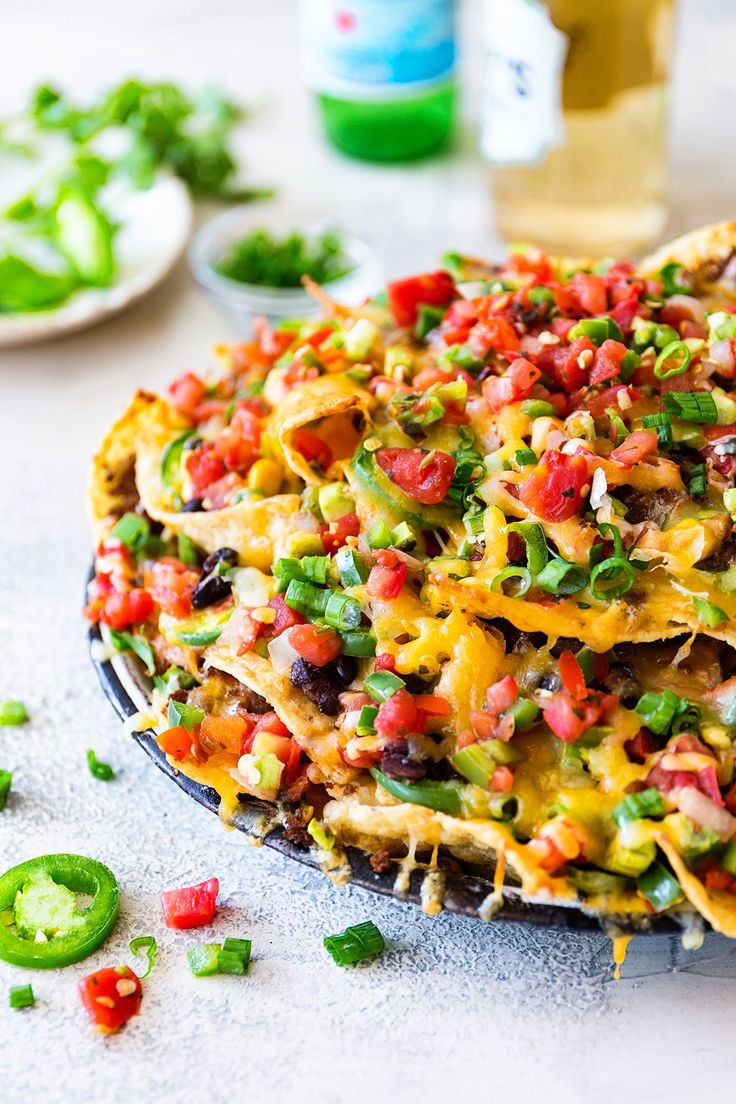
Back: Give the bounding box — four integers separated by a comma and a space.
481, 0, 676, 256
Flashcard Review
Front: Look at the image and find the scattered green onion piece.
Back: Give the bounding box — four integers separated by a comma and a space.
338, 630, 376, 657
307, 819, 335, 850
692, 596, 729, 628
0, 770, 11, 811
636, 861, 683, 912
662, 391, 718, 424
654, 340, 692, 381
658, 263, 690, 298
301, 556, 329, 585
370, 767, 463, 815
464, 507, 487, 537
187, 943, 221, 977
0, 701, 28, 726
612, 788, 666, 827
363, 671, 405, 703
521, 399, 556, 419
168, 700, 205, 732
217, 950, 247, 975
324, 592, 362, 631
635, 689, 686, 736
110, 512, 149, 554
619, 350, 640, 381
535, 558, 588, 596
642, 411, 672, 449
9, 984, 35, 1010
284, 579, 329, 617
177, 533, 199, 566
389, 521, 417, 550
324, 920, 386, 967
336, 546, 368, 587
490, 566, 533, 597
508, 521, 549, 575
507, 697, 540, 731
129, 935, 157, 979
596, 522, 624, 559
688, 464, 707, 496
108, 628, 156, 675
86, 749, 115, 782
356, 705, 379, 735
451, 744, 496, 788
589, 556, 635, 601
444, 343, 482, 371
514, 448, 537, 468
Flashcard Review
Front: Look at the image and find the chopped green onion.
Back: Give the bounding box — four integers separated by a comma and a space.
514, 448, 537, 468
338, 630, 376, 657
307, 818, 335, 850
490, 566, 533, 597
507, 697, 540, 731
168, 700, 205, 732
464, 506, 487, 537
612, 788, 666, 827
363, 671, 405, 702
273, 556, 329, 589
110, 512, 150, 554
451, 744, 496, 788
444, 343, 482, 371
535, 558, 588, 596
568, 317, 623, 346
129, 935, 157, 979
324, 592, 362, 631
86, 749, 115, 782
187, 943, 221, 977
9, 984, 35, 1010
663, 391, 718, 424
108, 628, 156, 675
658, 263, 690, 298
301, 556, 329, 585
589, 556, 635, 601
688, 463, 707, 496
0, 701, 28, 726
521, 399, 556, 419
389, 521, 417, 550
642, 411, 672, 449
0, 770, 12, 811
284, 578, 329, 616
177, 533, 199, 566
356, 704, 379, 735
636, 861, 683, 912
692, 596, 729, 628
324, 920, 386, 966
654, 340, 692, 380
635, 689, 687, 736
508, 520, 549, 575
336, 547, 368, 587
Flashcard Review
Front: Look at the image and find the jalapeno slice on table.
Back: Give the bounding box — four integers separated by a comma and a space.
0, 854, 119, 969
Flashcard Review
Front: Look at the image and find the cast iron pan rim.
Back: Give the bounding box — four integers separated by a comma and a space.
87, 617, 681, 935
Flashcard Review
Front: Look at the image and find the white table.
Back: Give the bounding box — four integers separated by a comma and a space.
2, 2, 736, 1100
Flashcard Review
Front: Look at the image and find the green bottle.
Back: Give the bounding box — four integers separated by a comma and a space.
299, 0, 457, 163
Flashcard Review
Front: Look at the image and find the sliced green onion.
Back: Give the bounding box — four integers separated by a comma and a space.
273, 557, 303, 590
187, 943, 221, 977
514, 448, 537, 468
654, 340, 692, 380
0, 701, 28, 726
110, 512, 149, 554
688, 463, 707, 496
589, 556, 635, 600
597, 521, 624, 558
521, 399, 556, 419
464, 506, 487, 537
692, 596, 729, 628
363, 671, 405, 703
612, 788, 666, 827
451, 744, 496, 788
336, 546, 368, 587
338, 630, 376, 657
508, 520, 549, 575
108, 629, 156, 676
663, 391, 718, 424
356, 705, 379, 735
444, 343, 482, 371
568, 317, 623, 346
324, 592, 362, 631
177, 533, 199, 566
301, 556, 330, 585
216, 952, 247, 976
636, 861, 683, 911
284, 578, 329, 616
324, 920, 386, 966
535, 558, 588, 596
168, 700, 205, 732
658, 263, 690, 298
635, 689, 687, 736
0, 770, 12, 811
490, 566, 533, 597
129, 935, 157, 979
9, 984, 34, 1010
508, 697, 540, 731
642, 411, 672, 449
86, 749, 115, 782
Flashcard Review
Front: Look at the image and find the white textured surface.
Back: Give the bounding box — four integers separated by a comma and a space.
2, 1, 736, 1100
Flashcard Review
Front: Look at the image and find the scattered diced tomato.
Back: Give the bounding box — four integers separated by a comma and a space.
289, 624, 342, 666
467, 316, 520, 358
571, 272, 608, 316
366, 549, 408, 599
375, 688, 418, 738
376, 446, 455, 506
157, 725, 193, 761
79, 966, 142, 1035
186, 446, 227, 497
609, 429, 658, 467
543, 691, 602, 743
147, 559, 199, 619
97, 588, 154, 630
293, 428, 333, 471
198, 715, 248, 757
169, 372, 206, 416
589, 339, 629, 386
558, 651, 588, 702
518, 450, 590, 522
387, 270, 456, 327
160, 877, 219, 930
236, 613, 263, 656
252, 712, 291, 740
490, 765, 515, 793
320, 512, 361, 554
374, 653, 397, 671
268, 592, 306, 636
485, 675, 519, 715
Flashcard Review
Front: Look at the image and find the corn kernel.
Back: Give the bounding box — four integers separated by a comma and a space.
247, 458, 282, 497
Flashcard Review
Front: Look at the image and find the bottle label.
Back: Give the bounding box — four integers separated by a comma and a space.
480, 0, 567, 165
300, 0, 456, 100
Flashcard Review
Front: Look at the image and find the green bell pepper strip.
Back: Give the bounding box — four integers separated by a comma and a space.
0, 854, 119, 969
370, 767, 463, 816
161, 429, 196, 493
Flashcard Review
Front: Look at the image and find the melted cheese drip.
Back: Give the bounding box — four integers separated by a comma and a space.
612, 933, 632, 981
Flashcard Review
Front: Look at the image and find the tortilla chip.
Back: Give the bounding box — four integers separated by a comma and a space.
640, 220, 736, 299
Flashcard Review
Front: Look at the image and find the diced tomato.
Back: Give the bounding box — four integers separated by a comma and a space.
98, 588, 154, 630
536, 336, 596, 390
527, 835, 568, 874
387, 270, 456, 327
186, 445, 227, 497
625, 728, 659, 763
609, 429, 658, 467
339, 743, 383, 770
413, 364, 474, 392
374, 652, 397, 671
705, 867, 734, 893
571, 272, 608, 316
376, 447, 455, 506
485, 675, 519, 715
255, 322, 297, 359
589, 339, 628, 386
198, 715, 249, 757
543, 691, 602, 743
412, 694, 451, 717
482, 357, 540, 412
169, 372, 206, 416
366, 549, 408, 599
467, 316, 520, 359
375, 688, 418, 738
283, 359, 320, 390
294, 428, 333, 471
268, 592, 306, 636
160, 877, 219, 930
558, 651, 588, 702
236, 613, 263, 656
725, 781, 736, 816
490, 765, 515, 793
469, 710, 501, 742
211, 410, 261, 474
79, 966, 142, 1035
581, 383, 641, 419
289, 624, 342, 666
518, 450, 590, 522
147, 559, 199, 619
320, 512, 361, 554
252, 712, 291, 740
157, 725, 193, 761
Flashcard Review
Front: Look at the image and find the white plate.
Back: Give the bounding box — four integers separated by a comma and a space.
0, 173, 192, 348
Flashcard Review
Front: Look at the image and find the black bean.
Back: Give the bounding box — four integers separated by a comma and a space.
331, 655, 358, 688
381, 740, 427, 781
202, 547, 239, 575
290, 658, 341, 716
181, 498, 204, 512
183, 436, 203, 451
191, 573, 232, 609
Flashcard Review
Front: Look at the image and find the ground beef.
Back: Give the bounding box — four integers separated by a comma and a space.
616, 487, 684, 526
699, 536, 736, 573
380, 739, 427, 780
369, 850, 393, 874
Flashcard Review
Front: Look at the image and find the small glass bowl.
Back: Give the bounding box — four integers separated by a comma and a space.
189, 207, 381, 333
